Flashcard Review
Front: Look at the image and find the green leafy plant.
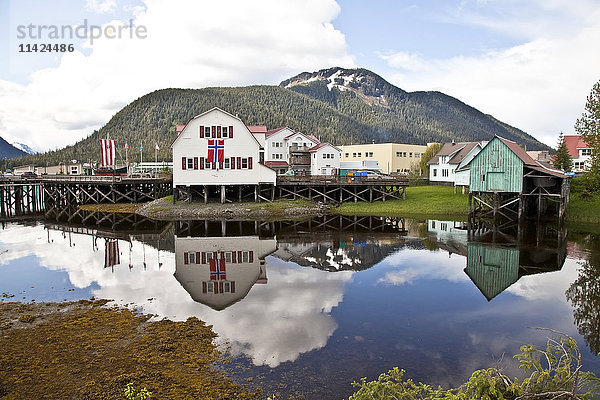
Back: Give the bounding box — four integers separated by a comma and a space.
123, 382, 152, 400
349, 331, 600, 400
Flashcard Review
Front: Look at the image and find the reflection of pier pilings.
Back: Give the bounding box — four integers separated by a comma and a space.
44, 205, 172, 238
174, 215, 408, 238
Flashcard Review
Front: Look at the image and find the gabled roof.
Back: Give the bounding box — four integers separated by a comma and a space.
171, 107, 262, 148
285, 130, 320, 144
563, 135, 591, 158
308, 142, 341, 152
266, 127, 291, 137
490, 136, 570, 178
495, 136, 537, 166
247, 125, 267, 134
427, 141, 483, 165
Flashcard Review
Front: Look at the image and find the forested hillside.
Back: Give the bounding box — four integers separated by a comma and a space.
8, 67, 548, 167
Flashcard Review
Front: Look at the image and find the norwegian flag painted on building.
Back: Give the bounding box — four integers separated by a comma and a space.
207, 139, 225, 164
104, 239, 120, 269
209, 258, 226, 281
100, 139, 116, 166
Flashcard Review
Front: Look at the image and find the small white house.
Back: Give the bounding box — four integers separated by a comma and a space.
309, 143, 341, 176
171, 107, 276, 188
428, 141, 486, 184
453, 142, 487, 190
264, 127, 320, 174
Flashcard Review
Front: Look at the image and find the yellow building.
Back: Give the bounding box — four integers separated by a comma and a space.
339, 143, 428, 174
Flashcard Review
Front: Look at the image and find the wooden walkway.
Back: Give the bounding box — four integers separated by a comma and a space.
174, 176, 409, 204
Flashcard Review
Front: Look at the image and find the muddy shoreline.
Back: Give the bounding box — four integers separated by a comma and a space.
134, 198, 332, 220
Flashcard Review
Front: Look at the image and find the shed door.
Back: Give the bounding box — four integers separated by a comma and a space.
487, 172, 505, 191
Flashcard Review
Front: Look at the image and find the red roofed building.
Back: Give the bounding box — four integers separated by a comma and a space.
562, 135, 592, 172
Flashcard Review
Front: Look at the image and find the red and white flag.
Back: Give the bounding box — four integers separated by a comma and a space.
124, 143, 129, 149
104, 239, 120, 269
100, 139, 116, 166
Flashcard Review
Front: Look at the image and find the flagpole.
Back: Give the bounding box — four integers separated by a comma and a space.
140, 142, 143, 164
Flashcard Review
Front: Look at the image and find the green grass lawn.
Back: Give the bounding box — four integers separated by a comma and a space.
334, 185, 469, 220
565, 193, 600, 224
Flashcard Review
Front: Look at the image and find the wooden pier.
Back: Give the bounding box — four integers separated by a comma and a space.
0, 175, 172, 221
2, 173, 407, 218
173, 175, 408, 204
42, 175, 172, 206
0, 180, 44, 219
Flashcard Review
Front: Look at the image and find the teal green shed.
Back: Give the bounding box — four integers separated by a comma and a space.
467, 136, 571, 219
469, 136, 537, 193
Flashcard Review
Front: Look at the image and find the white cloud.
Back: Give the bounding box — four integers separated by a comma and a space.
85, 0, 117, 14
1, 0, 354, 152
379, 51, 427, 72
381, 1, 600, 147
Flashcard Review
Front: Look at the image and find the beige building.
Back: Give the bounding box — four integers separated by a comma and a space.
339, 143, 428, 174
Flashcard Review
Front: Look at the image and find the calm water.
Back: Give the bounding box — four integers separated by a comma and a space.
1, 212, 599, 399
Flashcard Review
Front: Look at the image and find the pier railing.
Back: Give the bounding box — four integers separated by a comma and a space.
277, 175, 409, 185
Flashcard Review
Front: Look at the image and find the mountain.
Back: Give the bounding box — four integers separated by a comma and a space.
7, 67, 549, 167
281, 67, 543, 148
11, 142, 36, 155
0, 136, 27, 159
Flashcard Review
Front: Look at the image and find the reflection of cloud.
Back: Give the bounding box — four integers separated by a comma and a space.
0, 223, 354, 367
506, 257, 580, 301
378, 248, 468, 286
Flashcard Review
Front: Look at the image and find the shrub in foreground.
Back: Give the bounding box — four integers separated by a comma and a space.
349, 333, 600, 400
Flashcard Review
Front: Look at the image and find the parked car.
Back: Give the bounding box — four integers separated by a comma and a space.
21, 171, 37, 178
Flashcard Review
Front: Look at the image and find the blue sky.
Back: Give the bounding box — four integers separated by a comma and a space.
1, 0, 599, 151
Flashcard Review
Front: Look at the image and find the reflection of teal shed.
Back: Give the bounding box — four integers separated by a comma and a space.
464, 243, 520, 301
468, 136, 570, 219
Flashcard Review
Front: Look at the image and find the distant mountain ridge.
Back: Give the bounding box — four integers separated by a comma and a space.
7, 67, 549, 167
0, 137, 27, 159
11, 142, 36, 155
281, 67, 541, 149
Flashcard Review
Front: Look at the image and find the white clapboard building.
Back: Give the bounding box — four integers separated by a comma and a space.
172, 107, 277, 202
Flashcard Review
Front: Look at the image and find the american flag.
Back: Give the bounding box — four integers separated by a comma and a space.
209, 258, 226, 281
207, 139, 225, 164
100, 139, 116, 167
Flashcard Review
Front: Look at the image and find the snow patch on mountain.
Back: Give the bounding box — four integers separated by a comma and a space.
12, 142, 36, 155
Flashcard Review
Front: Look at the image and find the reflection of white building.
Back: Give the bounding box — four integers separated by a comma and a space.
428, 220, 469, 255
174, 235, 277, 310
272, 241, 317, 261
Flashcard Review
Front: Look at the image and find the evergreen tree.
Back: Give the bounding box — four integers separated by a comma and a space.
575, 80, 600, 191
552, 132, 573, 172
